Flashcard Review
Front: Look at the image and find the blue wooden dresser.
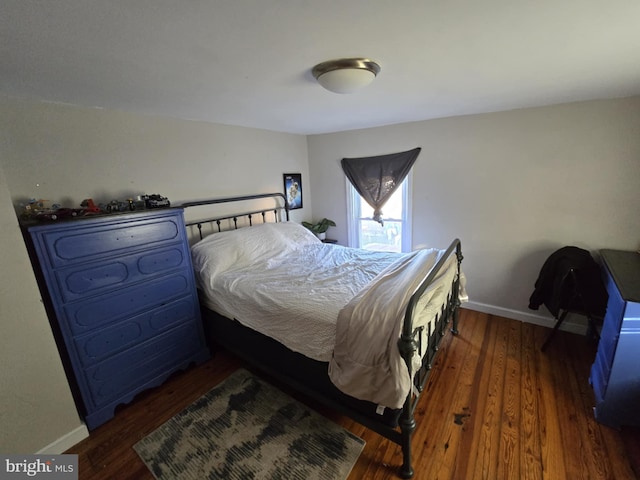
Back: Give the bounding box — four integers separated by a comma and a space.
27, 208, 209, 430
590, 249, 640, 428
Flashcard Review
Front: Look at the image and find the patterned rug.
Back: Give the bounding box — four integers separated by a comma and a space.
134, 368, 365, 480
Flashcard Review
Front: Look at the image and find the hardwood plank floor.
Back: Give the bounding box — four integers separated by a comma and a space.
67, 309, 637, 479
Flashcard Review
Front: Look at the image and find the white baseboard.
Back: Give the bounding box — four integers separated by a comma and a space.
36, 423, 89, 454
463, 301, 589, 336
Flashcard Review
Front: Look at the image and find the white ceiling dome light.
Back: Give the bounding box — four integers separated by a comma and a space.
312, 58, 381, 94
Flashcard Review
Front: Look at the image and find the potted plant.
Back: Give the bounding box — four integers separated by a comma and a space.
302, 218, 336, 241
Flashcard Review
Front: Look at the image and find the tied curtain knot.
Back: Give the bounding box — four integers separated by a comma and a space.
372, 209, 384, 225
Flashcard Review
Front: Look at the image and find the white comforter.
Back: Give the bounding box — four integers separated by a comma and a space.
329, 248, 459, 409
191, 222, 464, 408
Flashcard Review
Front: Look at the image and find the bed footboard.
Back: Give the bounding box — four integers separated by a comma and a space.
397, 238, 463, 478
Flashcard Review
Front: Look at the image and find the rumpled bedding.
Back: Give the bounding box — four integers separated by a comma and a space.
191, 221, 464, 408
329, 248, 459, 409
191, 222, 404, 361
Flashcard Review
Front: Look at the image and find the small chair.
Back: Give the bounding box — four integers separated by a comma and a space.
539, 268, 602, 351
528, 246, 608, 352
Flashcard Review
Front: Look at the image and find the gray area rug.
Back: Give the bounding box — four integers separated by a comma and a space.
134, 368, 365, 479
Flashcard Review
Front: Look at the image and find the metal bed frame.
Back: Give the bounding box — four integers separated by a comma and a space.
180, 192, 463, 479
182, 192, 290, 240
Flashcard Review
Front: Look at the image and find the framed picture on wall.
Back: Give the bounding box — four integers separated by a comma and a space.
283, 173, 303, 210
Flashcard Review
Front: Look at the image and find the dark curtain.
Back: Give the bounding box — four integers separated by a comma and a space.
341, 147, 421, 225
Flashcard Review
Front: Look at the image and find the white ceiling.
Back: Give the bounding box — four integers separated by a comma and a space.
2, 1, 639, 135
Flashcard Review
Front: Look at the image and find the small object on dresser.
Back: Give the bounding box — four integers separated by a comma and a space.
21, 198, 106, 222
19, 198, 51, 220
105, 199, 130, 213
80, 198, 102, 215
142, 194, 171, 209
35, 207, 82, 221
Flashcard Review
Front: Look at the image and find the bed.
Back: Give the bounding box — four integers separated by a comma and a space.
181, 192, 465, 478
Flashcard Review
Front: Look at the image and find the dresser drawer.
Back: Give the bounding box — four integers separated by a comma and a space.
590, 350, 611, 402
53, 244, 189, 303
83, 321, 203, 408
32, 213, 184, 268
63, 269, 194, 335
73, 297, 197, 367
598, 309, 621, 368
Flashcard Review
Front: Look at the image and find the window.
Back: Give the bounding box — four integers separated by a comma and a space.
346, 176, 412, 252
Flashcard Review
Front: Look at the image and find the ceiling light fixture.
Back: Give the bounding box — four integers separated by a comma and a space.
312, 58, 381, 94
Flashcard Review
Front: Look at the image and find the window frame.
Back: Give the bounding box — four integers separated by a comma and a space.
346, 174, 412, 252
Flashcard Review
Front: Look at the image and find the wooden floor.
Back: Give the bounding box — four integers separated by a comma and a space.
67, 309, 638, 479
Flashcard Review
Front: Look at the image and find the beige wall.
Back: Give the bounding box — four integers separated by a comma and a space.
0, 159, 84, 453
307, 96, 640, 325
0, 96, 310, 453
1, 97, 310, 223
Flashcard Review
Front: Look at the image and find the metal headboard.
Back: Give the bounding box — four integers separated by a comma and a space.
180, 192, 290, 241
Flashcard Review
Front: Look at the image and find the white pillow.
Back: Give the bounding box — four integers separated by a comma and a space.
191, 222, 319, 280
270, 221, 322, 247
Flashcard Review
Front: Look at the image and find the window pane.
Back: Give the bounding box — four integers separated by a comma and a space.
359, 219, 402, 252
358, 185, 404, 252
